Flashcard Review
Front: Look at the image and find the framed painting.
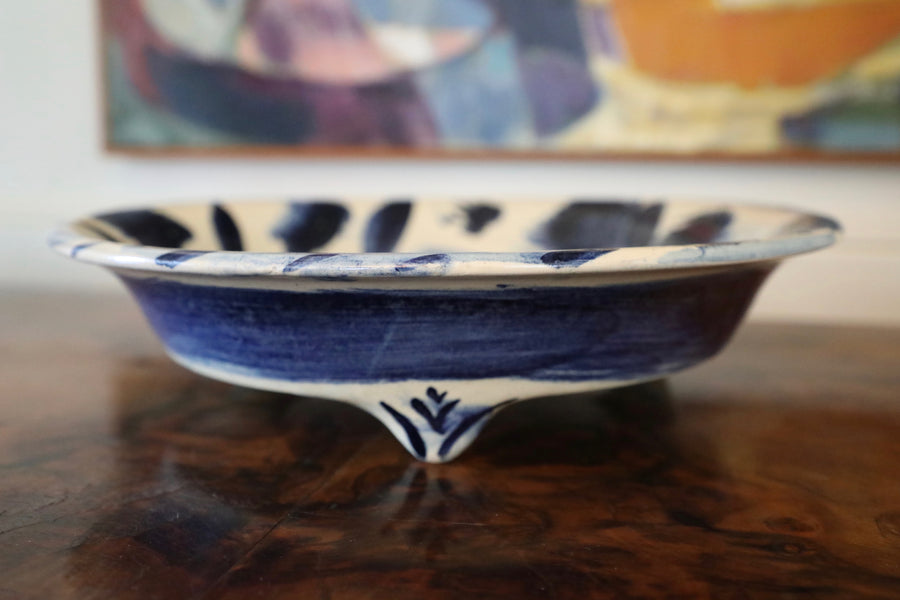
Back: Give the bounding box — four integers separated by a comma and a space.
101, 0, 900, 159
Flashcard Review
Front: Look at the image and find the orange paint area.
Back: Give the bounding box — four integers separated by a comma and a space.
609, 0, 900, 87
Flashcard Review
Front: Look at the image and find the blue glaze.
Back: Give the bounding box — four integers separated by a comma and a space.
540, 249, 614, 267
410, 387, 460, 434
365, 201, 412, 252
437, 402, 512, 458
381, 387, 514, 459
155, 251, 209, 269
96, 210, 192, 248
394, 254, 451, 274
212, 204, 243, 251
70, 243, 97, 258
283, 253, 340, 273
120, 267, 770, 383
272, 203, 349, 252
380, 402, 427, 458
415, 32, 532, 145
663, 211, 732, 245
461, 204, 501, 234
532, 202, 662, 250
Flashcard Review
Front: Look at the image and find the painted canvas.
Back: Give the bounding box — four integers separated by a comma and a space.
102, 0, 900, 157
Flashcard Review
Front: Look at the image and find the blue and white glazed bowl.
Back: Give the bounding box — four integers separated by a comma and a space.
50, 198, 839, 462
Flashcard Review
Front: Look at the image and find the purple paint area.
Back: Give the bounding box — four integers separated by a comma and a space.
520, 49, 600, 136
252, 9, 295, 64
250, 0, 371, 64
580, 5, 624, 60
490, 0, 590, 64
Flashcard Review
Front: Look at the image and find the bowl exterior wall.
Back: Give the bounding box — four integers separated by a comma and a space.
119, 266, 771, 386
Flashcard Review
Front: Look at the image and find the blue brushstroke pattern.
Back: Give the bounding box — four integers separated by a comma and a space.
272, 203, 349, 252
96, 210, 193, 248
121, 267, 770, 383
283, 253, 340, 273
394, 254, 451, 274
540, 249, 614, 268
662, 212, 732, 245
381, 402, 427, 458
438, 400, 513, 458
533, 202, 662, 250
155, 251, 209, 269
365, 201, 412, 252
70, 243, 98, 258
461, 204, 501, 234
213, 204, 243, 251
411, 397, 460, 434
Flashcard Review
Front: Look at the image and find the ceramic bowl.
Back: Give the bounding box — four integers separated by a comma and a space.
50, 198, 839, 462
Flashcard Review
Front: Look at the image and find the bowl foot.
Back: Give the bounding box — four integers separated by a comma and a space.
372, 386, 514, 463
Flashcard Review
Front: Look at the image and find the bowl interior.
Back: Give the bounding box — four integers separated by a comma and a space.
70, 198, 837, 255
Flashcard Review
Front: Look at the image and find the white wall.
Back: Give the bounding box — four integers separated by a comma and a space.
2, 1, 898, 324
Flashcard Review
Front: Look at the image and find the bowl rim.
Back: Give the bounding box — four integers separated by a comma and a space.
48, 198, 841, 280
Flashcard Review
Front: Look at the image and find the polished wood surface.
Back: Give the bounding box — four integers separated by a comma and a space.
1, 292, 899, 599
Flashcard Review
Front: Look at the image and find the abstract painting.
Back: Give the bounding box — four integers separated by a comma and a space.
102, 0, 900, 157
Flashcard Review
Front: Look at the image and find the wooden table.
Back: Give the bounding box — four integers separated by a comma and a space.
2, 292, 899, 599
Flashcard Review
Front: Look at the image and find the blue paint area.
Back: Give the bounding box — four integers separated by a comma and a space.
663, 212, 732, 245
519, 49, 599, 136
283, 253, 339, 273
380, 402, 426, 458
461, 204, 501, 234
532, 202, 662, 250
411, 397, 459, 433
416, 32, 533, 146
283, 254, 358, 281
381, 387, 514, 459
351, 0, 494, 30
540, 249, 614, 268
155, 251, 209, 269
493, 0, 590, 64
96, 210, 192, 248
394, 254, 451, 274
212, 205, 243, 251
272, 203, 349, 252
492, 0, 598, 135
70, 243, 97, 258
410, 387, 460, 434
120, 267, 770, 383
365, 201, 412, 252
437, 401, 511, 458
146, 48, 316, 144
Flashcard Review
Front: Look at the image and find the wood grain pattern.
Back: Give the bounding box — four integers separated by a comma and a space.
1, 293, 899, 599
